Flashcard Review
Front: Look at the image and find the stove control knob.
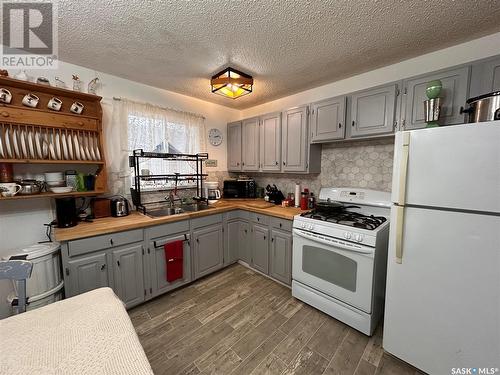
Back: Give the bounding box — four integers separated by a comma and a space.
354, 234, 364, 242
308, 224, 314, 231
301, 223, 306, 229
344, 232, 352, 240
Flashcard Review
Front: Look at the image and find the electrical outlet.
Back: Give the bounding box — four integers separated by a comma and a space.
205, 159, 217, 167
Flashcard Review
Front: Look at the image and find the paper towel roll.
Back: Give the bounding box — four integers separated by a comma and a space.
294, 183, 301, 208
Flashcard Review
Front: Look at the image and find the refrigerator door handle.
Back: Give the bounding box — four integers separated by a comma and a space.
397, 132, 411, 205
395, 205, 405, 263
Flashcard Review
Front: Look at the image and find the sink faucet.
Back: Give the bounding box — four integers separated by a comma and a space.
166, 191, 181, 206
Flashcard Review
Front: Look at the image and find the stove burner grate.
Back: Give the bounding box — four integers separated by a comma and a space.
301, 209, 387, 230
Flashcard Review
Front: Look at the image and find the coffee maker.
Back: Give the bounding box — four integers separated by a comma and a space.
203, 181, 221, 203
55, 197, 78, 228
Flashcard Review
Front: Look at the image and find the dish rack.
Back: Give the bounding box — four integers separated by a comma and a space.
129, 149, 209, 214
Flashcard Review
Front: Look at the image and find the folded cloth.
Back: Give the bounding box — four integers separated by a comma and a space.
164, 240, 183, 282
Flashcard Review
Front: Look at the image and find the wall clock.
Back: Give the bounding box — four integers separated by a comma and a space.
208, 128, 223, 146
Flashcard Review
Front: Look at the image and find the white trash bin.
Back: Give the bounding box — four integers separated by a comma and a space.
5, 242, 64, 313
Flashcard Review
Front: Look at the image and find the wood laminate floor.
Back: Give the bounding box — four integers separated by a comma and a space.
129, 264, 422, 375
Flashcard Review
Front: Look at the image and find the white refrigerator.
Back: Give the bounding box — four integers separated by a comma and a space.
383, 121, 500, 375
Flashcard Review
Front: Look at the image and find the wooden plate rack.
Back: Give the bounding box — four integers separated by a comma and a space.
0, 76, 107, 199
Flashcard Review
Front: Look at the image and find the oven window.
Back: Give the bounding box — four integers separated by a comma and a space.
302, 245, 357, 292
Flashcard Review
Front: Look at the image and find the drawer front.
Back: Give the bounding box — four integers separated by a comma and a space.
226, 210, 249, 221
0, 107, 98, 131
191, 214, 223, 229
270, 217, 292, 232
147, 219, 190, 239
250, 212, 269, 225
68, 229, 144, 257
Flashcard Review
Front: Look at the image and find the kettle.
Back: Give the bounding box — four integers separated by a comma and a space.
111, 196, 130, 217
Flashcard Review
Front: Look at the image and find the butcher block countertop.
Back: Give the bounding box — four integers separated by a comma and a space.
54, 199, 307, 242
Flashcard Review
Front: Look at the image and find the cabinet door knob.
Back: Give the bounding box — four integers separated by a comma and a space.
244, 229, 247, 233
196, 238, 199, 243
237, 162, 240, 166
279, 223, 282, 228
100, 264, 106, 271
338, 123, 342, 128
283, 161, 286, 166
275, 161, 278, 165
271, 237, 274, 242
117, 260, 120, 267
242, 162, 245, 166
110, 238, 114, 246
264, 236, 266, 240
352, 120, 355, 127
0, 111, 9, 117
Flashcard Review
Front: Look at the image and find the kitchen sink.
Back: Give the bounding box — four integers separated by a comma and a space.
180, 203, 212, 212
146, 203, 212, 217
147, 207, 184, 217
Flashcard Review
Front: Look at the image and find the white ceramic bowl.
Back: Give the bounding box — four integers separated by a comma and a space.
50, 187, 73, 194
44, 172, 64, 182
46, 180, 65, 187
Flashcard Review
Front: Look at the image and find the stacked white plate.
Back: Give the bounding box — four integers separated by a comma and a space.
0, 128, 102, 161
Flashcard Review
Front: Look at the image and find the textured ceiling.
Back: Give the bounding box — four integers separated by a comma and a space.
58, 0, 500, 109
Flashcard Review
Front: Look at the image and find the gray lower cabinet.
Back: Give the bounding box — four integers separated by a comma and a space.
225, 220, 241, 265
149, 232, 192, 297
270, 229, 292, 285
242, 117, 260, 172
227, 121, 242, 172
251, 223, 269, 274
260, 112, 282, 171
239, 221, 251, 264
311, 96, 346, 142
402, 66, 470, 130
112, 244, 144, 308
350, 83, 398, 137
66, 252, 109, 297
193, 223, 224, 279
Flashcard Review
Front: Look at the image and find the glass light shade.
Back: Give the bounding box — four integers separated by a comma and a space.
211, 67, 253, 99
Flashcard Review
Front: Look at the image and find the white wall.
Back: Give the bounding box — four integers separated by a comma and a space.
240, 32, 500, 118
0, 59, 239, 318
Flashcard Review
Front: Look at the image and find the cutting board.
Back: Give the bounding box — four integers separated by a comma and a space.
244, 201, 275, 209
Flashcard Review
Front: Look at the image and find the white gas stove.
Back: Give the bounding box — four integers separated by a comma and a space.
292, 187, 390, 336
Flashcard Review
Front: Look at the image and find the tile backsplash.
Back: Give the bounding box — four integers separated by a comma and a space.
244, 138, 395, 196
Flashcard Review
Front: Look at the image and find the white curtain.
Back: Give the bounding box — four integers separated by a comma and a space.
106, 98, 206, 195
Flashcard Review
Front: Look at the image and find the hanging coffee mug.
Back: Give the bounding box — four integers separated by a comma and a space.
0, 88, 12, 104
47, 97, 62, 111
22, 93, 39, 108
70, 101, 84, 114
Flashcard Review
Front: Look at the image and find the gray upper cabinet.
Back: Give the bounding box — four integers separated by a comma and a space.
470, 56, 500, 98
227, 121, 242, 172
112, 244, 144, 308
311, 96, 346, 142
350, 84, 397, 137
402, 66, 470, 130
66, 252, 109, 297
193, 223, 224, 279
259, 112, 281, 171
242, 117, 260, 171
251, 223, 269, 274
270, 229, 292, 285
282, 106, 309, 172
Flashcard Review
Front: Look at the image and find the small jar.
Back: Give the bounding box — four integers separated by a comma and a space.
0, 163, 13, 183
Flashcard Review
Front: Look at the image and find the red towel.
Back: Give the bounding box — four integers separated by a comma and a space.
164, 240, 184, 282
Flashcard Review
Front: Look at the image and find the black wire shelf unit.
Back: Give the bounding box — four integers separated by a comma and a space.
129, 149, 209, 214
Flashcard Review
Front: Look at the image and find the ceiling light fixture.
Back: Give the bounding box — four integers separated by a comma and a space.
211, 67, 253, 99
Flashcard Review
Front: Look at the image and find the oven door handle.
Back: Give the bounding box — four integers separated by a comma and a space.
293, 229, 374, 255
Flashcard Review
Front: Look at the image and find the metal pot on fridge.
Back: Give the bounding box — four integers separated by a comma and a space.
461, 91, 500, 123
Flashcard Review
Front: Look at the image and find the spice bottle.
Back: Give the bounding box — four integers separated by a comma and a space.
308, 192, 316, 209
300, 191, 309, 210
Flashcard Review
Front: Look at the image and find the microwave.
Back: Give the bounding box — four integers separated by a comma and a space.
223, 179, 256, 198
